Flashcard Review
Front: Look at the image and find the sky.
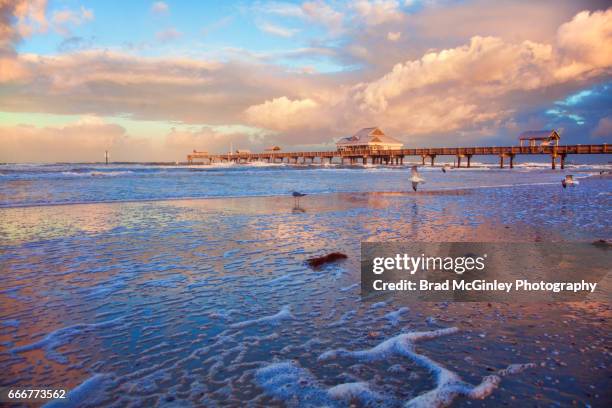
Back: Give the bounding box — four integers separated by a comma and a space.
0, 0, 611, 162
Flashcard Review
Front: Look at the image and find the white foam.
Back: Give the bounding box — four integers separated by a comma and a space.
369, 301, 388, 310
11, 317, 124, 364
255, 361, 389, 407
497, 362, 536, 376
254, 361, 334, 406
61, 170, 133, 177
385, 307, 409, 326
340, 283, 359, 292
327, 381, 386, 404
43, 374, 115, 408
326, 310, 356, 328
229, 305, 294, 329
318, 328, 458, 362
318, 327, 533, 408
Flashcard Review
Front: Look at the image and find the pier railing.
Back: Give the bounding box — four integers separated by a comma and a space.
187, 144, 610, 169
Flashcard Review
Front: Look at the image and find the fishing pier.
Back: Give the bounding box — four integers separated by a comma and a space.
187, 144, 610, 169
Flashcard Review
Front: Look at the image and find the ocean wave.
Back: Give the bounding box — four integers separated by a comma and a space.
60, 170, 134, 177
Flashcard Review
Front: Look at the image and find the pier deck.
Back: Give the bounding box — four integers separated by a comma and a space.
187, 144, 610, 169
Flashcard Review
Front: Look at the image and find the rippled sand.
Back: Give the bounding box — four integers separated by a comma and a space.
1, 177, 610, 407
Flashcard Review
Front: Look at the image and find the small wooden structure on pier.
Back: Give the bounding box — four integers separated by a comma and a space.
187, 128, 609, 169
519, 130, 560, 147
336, 127, 403, 152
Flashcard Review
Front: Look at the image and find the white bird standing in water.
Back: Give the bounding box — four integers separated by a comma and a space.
410, 166, 425, 191
561, 175, 578, 188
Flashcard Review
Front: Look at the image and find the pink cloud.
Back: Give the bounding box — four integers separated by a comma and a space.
245, 97, 320, 131
592, 116, 612, 138
151, 1, 169, 15
156, 28, 182, 42
1, 3, 611, 160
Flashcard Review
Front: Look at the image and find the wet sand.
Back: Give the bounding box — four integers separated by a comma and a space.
0, 178, 610, 407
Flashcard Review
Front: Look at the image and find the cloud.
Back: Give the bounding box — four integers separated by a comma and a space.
592, 116, 612, 138
7, 0, 48, 39
257, 22, 299, 38
0, 49, 333, 128
353, 0, 405, 26
387, 31, 401, 41
354, 36, 555, 113
52, 6, 94, 36
151, 1, 169, 15
244, 96, 320, 131
1, 0, 47, 82
57, 35, 94, 52
0, 116, 140, 162
555, 8, 612, 80
1, 4, 611, 160
156, 28, 182, 42
201, 15, 233, 37
164, 126, 264, 158
254, 1, 305, 18
302, 1, 344, 34
0, 115, 269, 162
1, 0, 47, 53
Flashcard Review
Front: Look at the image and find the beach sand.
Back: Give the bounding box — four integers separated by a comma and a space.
1, 177, 610, 407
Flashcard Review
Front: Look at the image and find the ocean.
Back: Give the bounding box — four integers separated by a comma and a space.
0, 161, 611, 407
0, 161, 609, 207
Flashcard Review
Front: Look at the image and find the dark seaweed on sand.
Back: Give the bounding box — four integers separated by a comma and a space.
306, 252, 348, 269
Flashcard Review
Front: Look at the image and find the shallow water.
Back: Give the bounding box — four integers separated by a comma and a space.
0, 166, 611, 407
0, 161, 608, 207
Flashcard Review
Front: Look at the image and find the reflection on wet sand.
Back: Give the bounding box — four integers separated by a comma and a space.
1, 179, 610, 407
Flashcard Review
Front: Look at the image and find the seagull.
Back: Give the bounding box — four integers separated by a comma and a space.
561, 175, 578, 188
442, 164, 451, 173
410, 166, 425, 191
292, 191, 306, 205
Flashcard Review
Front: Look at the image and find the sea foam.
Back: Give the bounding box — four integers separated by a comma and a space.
318, 327, 534, 408
229, 305, 294, 329
43, 374, 115, 408
11, 317, 125, 364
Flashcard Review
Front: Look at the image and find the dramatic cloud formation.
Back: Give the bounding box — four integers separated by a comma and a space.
555, 8, 612, 80
0, 1, 611, 161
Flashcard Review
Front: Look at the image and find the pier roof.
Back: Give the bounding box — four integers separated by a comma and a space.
336, 127, 403, 148
519, 130, 560, 141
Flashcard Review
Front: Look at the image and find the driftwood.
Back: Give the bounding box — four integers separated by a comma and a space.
307, 252, 347, 269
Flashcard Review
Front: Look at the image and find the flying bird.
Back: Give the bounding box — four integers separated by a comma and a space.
561, 175, 578, 188
410, 166, 425, 191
